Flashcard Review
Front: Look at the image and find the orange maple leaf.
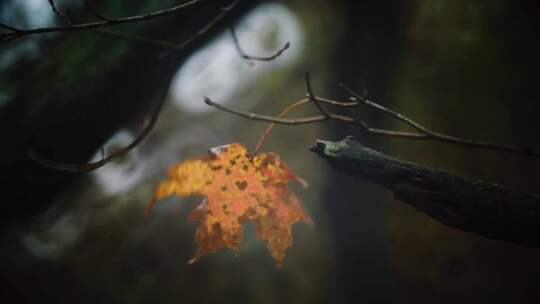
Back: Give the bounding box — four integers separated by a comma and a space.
147, 143, 313, 267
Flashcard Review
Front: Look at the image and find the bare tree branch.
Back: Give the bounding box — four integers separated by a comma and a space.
24, 0, 241, 53
229, 26, 290, 65
312, 136, 540, 248
0, 22, 21, 32
205, 78, 540, 158
204, 96, 356, 124
85, 0, 115, 22
1, 0, 202, 42
94, 0, 236, 51
340, 83, 428, 133
26, 0, 244, 173
29, 87, 166, 173
48, 0, 72, 25
172, 0, 240, 50
339, 83, 540, 157
305, 73, 331, 118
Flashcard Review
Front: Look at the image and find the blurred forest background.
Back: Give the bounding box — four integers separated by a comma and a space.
1, 0, 540, 303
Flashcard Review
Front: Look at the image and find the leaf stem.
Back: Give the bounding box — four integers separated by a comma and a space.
252, 98, 310, 156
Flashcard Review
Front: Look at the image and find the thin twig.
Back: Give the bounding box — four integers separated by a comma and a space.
48, 0, 72, 25
340, 83, 430, 134
29, 91, 167, 172
339, 83, 539, 156
204, 96, 329, 124
24, 1, 241, 172
205, 81, 540, 158
315, 96, 359, 107
253, 98, 311, 156
0, 22, 20, 32
204, 96, 426, 137
305, 73, 330, 118
204, 96, 355, 124
1, 0, 201, 42
85, 0, 114, 22
92, 0, 239, 52
4, 0, 240, 53
230, 26, 290, 65
175, 0, 240, 50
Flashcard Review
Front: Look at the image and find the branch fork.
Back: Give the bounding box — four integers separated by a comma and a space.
205, 75, 540, 158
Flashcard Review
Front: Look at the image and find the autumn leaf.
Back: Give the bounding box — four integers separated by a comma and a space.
147, 143, 313, 267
